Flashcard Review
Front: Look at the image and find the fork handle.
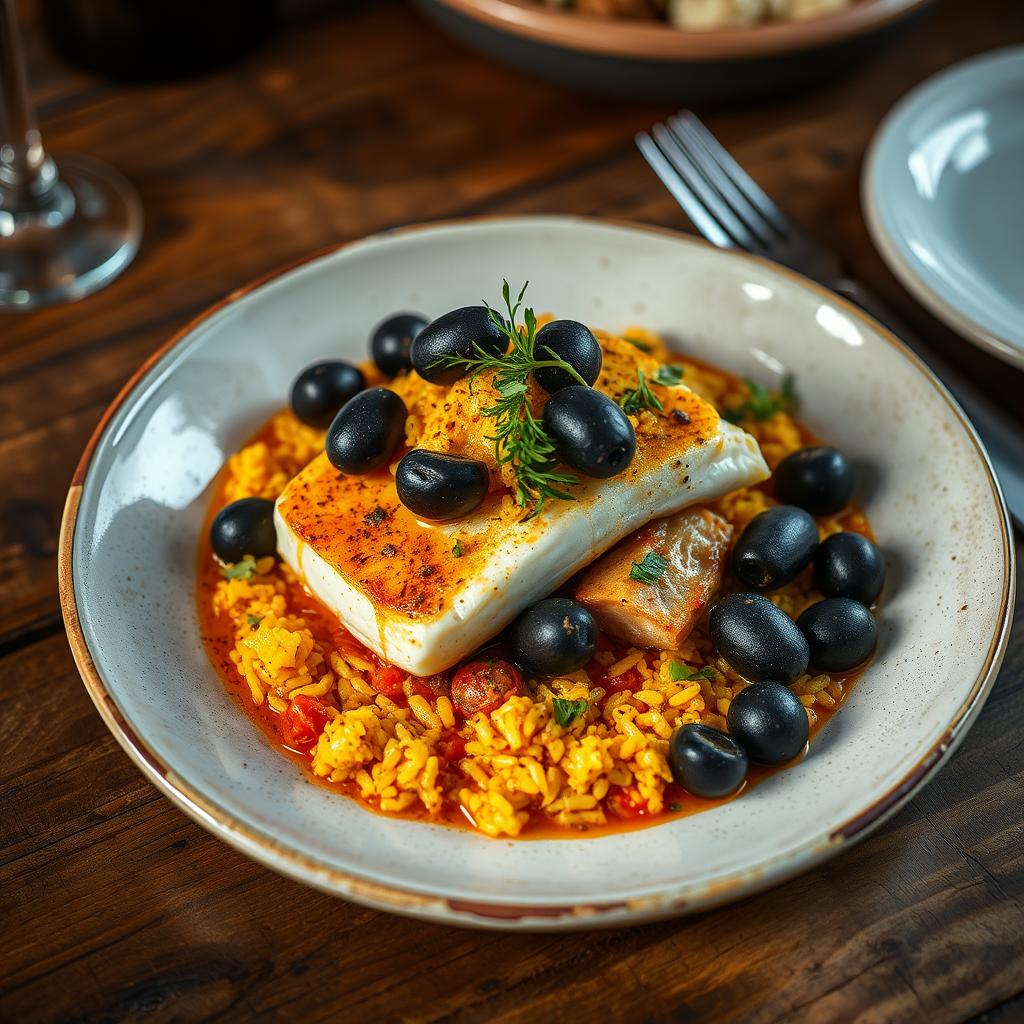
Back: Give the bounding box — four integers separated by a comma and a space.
829, 276, 1024, 529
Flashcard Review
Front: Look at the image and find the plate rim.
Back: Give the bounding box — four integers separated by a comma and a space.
420, 0, 933, 62
58, 214, 1015, 929
863, 45, 1024, 370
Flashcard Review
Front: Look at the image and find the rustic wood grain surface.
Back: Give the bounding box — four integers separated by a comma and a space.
2, 1, 1023, 1020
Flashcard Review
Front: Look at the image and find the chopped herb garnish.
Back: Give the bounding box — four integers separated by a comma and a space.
669, 661, 715, 682
552, 697, 588, 728
433, 281, 585, 517
623, 335, 653, 353
222, 557, 257, 580
721, 375, 797, 424
619, 369, 663, 415
654, 364, 685, 387
246, 614, 263, 628
630, 550, 669, 585
451, 539, 463, 558
669, 802, 683, 812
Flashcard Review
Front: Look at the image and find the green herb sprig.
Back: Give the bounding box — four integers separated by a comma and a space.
552, 697, 588, 728
451, 539, 463, 558
434, 281, 588, 517
222, 557, 257, 580
630, 550, 669, 585
619, 364, 685, 416
721, 375, 797, 424
619, 369, 663, 415
669, 662, 715, 682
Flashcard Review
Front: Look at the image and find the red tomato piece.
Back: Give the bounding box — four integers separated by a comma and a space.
438, 731, 468, 763
603, 667, 642, 695
450, 659, 525, 718
609, 784, 650, 819
406, 674, 451, 701
370, 664, 406, 699
281, 695, 330, 751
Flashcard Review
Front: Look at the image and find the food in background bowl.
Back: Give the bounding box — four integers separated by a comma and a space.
542, 0, 851, 29
198, 281, 884, 839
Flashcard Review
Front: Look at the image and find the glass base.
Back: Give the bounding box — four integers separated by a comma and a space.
0, 153, 142, 311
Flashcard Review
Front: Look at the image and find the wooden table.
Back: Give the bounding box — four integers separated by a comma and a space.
3, 1, 1023, 1020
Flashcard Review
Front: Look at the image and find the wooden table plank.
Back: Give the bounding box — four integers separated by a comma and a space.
3, 1, 1024, 1019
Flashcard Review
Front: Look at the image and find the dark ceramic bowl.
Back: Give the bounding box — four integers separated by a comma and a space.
414, 0, 936, 101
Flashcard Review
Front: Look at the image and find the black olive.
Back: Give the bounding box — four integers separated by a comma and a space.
410, 305, 507, 385
326, 388, 407, 474
797, 597, 878, 672
543, 386, 636, 479
290, 360, 366, 429
710, 592, 809, 684
774, 446, 854, 516
396, 450, 489, 521
669, 723, 748, 799
533, 320, 603, 393
370, 312, 427, 377
733, 505, 819, 590
727, 682, 809, 765
509, 598, 598, 677
210, 497, 277, 563
815, 532, 885, 606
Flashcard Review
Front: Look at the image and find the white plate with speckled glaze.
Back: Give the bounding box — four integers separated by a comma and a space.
864, 46, 1024, 368
60, 217, 1014, 931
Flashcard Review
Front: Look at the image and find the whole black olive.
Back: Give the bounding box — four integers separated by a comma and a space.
410, 305, 507, 385
210, 497, 277, 563
533, 320, 603, 393
733, 505, 819, 590
290, 360, 366, 429
509, 598, 598, 677
326, 388, 407, 475
370, 312, 428, 377
774, 446, 854, 516
543, 386, 636, 479
396, 450, 490, 521
815, 531, 885, 606
727, 682, 809, 765
669, 723, 748, 799
797, 597, 878, 672
710, 592, 810, 685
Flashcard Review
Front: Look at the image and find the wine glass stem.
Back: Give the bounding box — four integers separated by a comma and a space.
0, 0, 57, 207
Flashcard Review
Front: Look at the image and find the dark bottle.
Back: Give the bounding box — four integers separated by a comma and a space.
40, 0, 278, 81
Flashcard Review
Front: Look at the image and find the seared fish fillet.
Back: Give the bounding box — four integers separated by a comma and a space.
576, 506, 733, 650
275, 371, 767, 674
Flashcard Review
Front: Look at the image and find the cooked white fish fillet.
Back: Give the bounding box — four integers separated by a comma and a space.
275, 381, 767, 675
576, 506, 733, 650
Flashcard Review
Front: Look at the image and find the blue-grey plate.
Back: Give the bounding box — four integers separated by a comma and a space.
864, 46, 1024, 368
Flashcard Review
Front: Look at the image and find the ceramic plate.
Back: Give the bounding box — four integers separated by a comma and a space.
864, 46, 1024, 368
60, 217, 1013, 930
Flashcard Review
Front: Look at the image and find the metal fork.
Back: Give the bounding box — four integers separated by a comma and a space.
637, 111, 1023, 527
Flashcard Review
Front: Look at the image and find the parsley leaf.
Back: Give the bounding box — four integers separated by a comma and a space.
246, 614, 263, 628
222, 557, 257, 580
654, 364, 685, 387
552, 697, 588, 728
623, 335, 653, 353
669, 661, 715, 682
721, 374, 797, 424
669, 802, 683, 812
630, 550, 669, 585
451, 539, 463, 558
619, 369, 663, 415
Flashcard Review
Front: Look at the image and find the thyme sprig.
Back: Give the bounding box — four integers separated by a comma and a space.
434, 281, 589, 517
619, 369, 663, 415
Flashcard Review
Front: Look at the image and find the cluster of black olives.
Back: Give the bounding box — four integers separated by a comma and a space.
291, 305, 637, 523
668, 446, 886, 801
